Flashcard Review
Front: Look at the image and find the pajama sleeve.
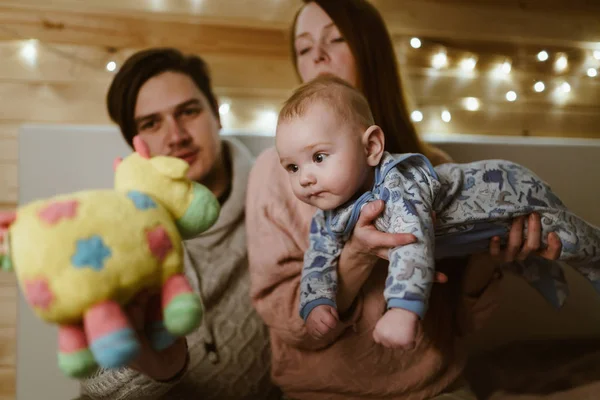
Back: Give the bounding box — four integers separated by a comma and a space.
383, 159, 438, 319
299, 210, 344, 321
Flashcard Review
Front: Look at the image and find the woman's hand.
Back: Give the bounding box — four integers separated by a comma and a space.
489, 213, 562, 262
125, 291, 189, 381
345, 200, 448, 283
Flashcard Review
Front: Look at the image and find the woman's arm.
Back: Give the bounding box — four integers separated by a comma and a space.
247, 149, 360, 350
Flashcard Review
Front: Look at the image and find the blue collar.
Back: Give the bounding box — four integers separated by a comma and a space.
325, 153, 436, 238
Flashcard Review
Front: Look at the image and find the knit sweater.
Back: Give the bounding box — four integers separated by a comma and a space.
79, 138, 281, 400
246, 146, 503, 400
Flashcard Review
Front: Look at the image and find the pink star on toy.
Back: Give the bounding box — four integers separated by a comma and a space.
146, 226, 173, 262
25, 279, 54, 310
38, 200, 79, 225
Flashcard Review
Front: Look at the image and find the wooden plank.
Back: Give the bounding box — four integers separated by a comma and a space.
0, 41, 113, 84
423, 0, 600, 14
0, 367, 15, 400
413, 105, 600, 138
0, 163, 17, 204
0, 41, 296, 91
0, 124, 18, 164
0, 272, 16, 400
372, 0, 600, 48
0, 0, 297, 30
0, 5, 289, 58
3, 0, 600, 48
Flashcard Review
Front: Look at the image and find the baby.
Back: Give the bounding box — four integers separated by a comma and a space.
275, 74, 600, 349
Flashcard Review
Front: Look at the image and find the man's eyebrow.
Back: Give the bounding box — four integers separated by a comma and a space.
134, 98, 201, 125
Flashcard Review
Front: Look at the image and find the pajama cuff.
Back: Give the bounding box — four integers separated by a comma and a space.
300, 298, 336, 321
387, 298, 427, 319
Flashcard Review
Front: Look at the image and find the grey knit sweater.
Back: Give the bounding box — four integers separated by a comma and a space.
78, 138, 281, 400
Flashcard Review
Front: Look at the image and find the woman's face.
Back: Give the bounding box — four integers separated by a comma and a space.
294, 2, 358, 87
133, 71, 222, 183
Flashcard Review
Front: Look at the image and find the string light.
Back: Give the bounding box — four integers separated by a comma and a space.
560, 82, 571, 93
464, 97, 480, 111
410, 38, 422, 49
501, 61, 512, 74
20, 39, 38, 66
219, 102, 231, 115
106, 61, 117, 72
594, 50, 600, 60
441, 110, 451, 122
460, 56, 477, 71
411, 110, 423, 122
554, 54, 568, 72
534, 81, 545, 92
432, 51, 448, 69
506, 91, 517, 102
587, 68, 598, 78
537, 50, 549, 61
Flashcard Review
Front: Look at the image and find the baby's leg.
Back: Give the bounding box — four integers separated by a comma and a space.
57, 324, 98, 378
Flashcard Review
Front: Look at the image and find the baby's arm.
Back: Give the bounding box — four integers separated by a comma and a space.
300, 210, 345, 338
374, 160, 437, 348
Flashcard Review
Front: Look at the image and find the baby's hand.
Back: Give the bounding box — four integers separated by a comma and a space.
373, 308, 418, 349
305, 305, 339, 339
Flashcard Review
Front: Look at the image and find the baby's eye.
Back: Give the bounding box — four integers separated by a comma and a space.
313, 153, 328, 163
286, 164, 299, 173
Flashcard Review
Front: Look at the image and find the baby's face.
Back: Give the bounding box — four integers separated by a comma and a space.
276, 103, 371, 210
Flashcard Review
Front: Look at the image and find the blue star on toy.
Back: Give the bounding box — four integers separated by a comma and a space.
127, 191, 157, 210
72, 235, 112, 271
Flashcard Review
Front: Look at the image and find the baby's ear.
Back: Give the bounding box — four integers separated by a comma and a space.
363, 125, 385, 167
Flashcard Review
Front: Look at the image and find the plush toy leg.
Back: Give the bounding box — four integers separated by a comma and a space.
145, 292, 177, 351
57, 324, 98, 378
162, 274, 203, 336
84, 300, 140, 369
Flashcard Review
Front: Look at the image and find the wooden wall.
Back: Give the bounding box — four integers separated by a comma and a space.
1, 1, 600, 397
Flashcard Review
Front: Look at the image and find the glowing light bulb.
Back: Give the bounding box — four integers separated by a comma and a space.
432, 52, 448, 69
441, 110, 451, 122
464, 97, 480, 111
534, 81, 545, 92
411, 110, 423, 122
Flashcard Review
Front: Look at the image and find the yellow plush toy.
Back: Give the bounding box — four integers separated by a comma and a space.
0, 136, 220, 378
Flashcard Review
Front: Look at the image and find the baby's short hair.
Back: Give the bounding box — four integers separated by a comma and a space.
278, 74, 375, 130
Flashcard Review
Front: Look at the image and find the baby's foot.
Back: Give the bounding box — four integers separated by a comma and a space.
373, 308, 418, 349
305, 305, 339, 339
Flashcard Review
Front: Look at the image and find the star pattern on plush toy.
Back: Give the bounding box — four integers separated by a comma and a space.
38, 200, 79, 225
25, 278, 54, 310
127, 190, 157, 210
72, 235, 112, 271
146, 225, 173, 262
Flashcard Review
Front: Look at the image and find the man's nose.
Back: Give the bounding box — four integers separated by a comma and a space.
165, 116, 190, 144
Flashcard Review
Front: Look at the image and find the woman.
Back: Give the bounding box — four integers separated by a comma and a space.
78, 48, 281, 400
246, 1, 562, 399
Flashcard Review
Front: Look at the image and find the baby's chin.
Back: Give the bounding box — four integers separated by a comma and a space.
308, 197, 346, 211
